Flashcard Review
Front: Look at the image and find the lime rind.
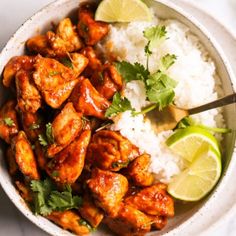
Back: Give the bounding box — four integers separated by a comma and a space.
166, 126, 221, 162
95, 0, 152, 22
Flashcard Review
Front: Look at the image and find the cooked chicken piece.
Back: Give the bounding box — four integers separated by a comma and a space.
6, 147, 18, 176
148, 215, 167, 230
15, 180, 33, 202
11, 131, 40, 180
104, 203, 151, 236
47, 102, 83, 157
87, 130, 139, 171
78, 4, 109, 46
26, 35, 56, 57
34, 141, 47, 170
87, 168, 128, 217
47, 211, 90, 235
47, 130, 91, 184
47, 18, 83, 57
80, 46, 102, 76
125, 183, 174, 217
69, 78, 110, 119
20, 112, 43, 142
3, 56, 35, 87
127, 154, 154, 187
33, 55, 80, 109
15, 70, 42, 113
69, 53, 89, 76
0, 100, 19, 144
91, 64, 122, 100
78, 193, 104, 228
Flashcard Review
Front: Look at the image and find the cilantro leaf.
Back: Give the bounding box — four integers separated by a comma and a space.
143, 25, 167, 50
46, 123, 54, 144
115, 61, 149, 83
146, 71, 177, 109
29, 123, 40, 130
105, 92, 133, 118
30, 179, 83, 216
79, 219, 96, 232
4, 117, 14, 127
143, 25, 167, 70
161, 54, 177, 70
30, 179, 55, 216
38, 134, 48, 147
60, 57, 73, 69
48, 185, 83, 211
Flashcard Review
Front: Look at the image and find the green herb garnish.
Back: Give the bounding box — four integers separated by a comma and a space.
46, 122, 54, 144
60, 58, 73, 69
79, 219, 96, 232
30, 179, 83, 216
112, 161, 130, 169
115, 61, 149, 83
29, 123, 40, 130
105, 92, 133, 118
4, 117, 14, 127
48, 71, 60, 76
143, 25, 167, 70
38, 134, 48, 147
146, 71, 177, 109
161, 54, 177, 71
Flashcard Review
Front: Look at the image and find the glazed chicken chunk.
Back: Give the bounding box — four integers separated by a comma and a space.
15, 70, 42, 113
3, 56, 35, 87
26, 35, 56, 57
69, 78, 110, 119
87, 130, 139, 171
78, 4, 109, 46
69, 53, 89, 76
78, 193, 104, 228
47, 130, 91, 184
20, 112, 44, 142
47, 211, 90, 235
80, 46, 102, 76
11, 131, 40, 180
87, 168, 128, 217
6, 147, 18, 176
0, 100, 19, 144
127, 154, 154, 187
91, 64, 123, 100
125, 183, 174, 217
47, 18, 83, 57
47, 102, 83, 157
33, 55, 80, 109
104, 203, 152, 236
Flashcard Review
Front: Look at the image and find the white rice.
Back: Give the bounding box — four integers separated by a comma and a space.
103, 18, 225, 183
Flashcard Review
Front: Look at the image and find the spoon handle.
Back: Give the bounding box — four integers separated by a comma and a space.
188, 93, 236, 115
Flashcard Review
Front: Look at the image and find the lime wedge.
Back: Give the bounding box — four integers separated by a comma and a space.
167, 146, 221, 201
95, 0, 152, 22
166, 126, 221, 163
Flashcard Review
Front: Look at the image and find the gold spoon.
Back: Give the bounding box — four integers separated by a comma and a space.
145, 93, 236, 133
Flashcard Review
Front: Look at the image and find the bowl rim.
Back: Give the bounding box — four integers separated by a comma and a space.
0, 0, 235, 235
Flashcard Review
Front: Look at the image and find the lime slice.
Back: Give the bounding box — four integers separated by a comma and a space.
166, 126, 220, 163
167, 146, 221, 201
95, 0, 152, 22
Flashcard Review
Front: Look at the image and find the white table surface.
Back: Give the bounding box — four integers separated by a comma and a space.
0, 0, 236, 236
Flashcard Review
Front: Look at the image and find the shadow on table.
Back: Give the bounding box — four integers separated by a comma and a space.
0, 185, 49, 236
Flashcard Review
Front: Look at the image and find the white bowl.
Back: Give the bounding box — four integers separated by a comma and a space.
0, 0, 235, 235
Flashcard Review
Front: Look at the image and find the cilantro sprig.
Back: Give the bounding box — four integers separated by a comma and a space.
30, 179, 83, 216
105, 92, 133, 118
107, 25, 177, 118
143, 25, 167, 70
38, 122, 54, 147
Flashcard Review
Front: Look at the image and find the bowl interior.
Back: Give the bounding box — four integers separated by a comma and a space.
0, 0, 235, 235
